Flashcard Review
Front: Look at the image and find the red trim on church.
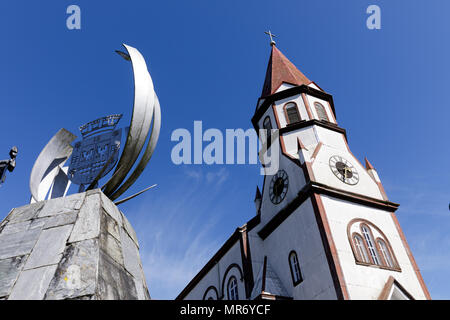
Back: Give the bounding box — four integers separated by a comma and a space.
389, 212, 432, 299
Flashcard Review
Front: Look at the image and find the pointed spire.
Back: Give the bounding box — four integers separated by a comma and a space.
261, 45, 311, 97
254, 186, 262, 201
297, 137, 308, 151
297, 138, 310, 165
365, 157, 375, 170
254, 186, 262, 214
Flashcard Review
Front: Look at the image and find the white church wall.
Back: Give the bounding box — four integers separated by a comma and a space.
263, 199, 337, 299
314, 127, 347, 151
282, 127, 318, 156
183, 241, 245, 300
259, 155, 307, 226
247, 228, 265, 284
305, 94, 335, 124
273, 94, 310, 128
275, 83, 296, 93
320, 194, 427, 300
311, 143, 384, 200
308, 83, 322, 91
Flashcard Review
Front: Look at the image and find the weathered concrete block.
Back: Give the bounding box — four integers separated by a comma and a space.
8, 202, 44, 223
8, 264, 58, 300
121, 212, 139, 248
0, 255, 28, 297
45, 239, 99, 300
97, 250, 138, 300
24, 225, 73, 270
37, 193, 85, 218
0, 228, 42, 260
44, 211, 78, 229
68, 193, 101, 243
0, 189, 150, 300
0, 220, 32, 235
101, 192, 122, 226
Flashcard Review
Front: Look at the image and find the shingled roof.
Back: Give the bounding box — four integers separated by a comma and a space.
261, 45, 311, 97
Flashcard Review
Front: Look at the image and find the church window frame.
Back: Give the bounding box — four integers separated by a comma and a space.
314, 102, 329, 122
352, 232, 370, 264
347, 219, 401, 271
227, 276, 239, 300
377, 238, 395, 269
263, 116, 273, 147
283, 102, 301, 125
360, 223, 382, 265
288, 250, 303, 286
202, 286, 219, 300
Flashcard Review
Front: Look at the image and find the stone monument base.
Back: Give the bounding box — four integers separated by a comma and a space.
0, 189, 150, 300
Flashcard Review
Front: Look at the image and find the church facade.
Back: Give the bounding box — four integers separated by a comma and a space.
176, 44, 431, 300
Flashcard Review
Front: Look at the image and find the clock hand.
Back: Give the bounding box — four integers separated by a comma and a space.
343, 166, 351, 179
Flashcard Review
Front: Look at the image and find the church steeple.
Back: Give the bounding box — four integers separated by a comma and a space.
261, 45, 311, 97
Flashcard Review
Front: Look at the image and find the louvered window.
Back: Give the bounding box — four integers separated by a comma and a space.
285, 102, 301, 124
314, 102, 329, 121
263, 116, 272, 145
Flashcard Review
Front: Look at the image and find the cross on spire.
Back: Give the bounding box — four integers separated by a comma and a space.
264, 30, 277, 46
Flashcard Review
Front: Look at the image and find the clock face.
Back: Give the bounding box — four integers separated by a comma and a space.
329, 155, 359, 185
269, 170, 289, 204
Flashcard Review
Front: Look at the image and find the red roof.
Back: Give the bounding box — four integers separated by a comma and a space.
365, 157, 375, 170
261, 45, 311, 97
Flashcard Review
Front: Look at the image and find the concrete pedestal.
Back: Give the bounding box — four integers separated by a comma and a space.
0, 189, 150, 300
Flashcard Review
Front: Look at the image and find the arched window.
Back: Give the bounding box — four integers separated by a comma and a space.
314, 102, 329, 121
227, 276, 239, 300
284, 102, 301, 125
288, 251, 303, 286
353, 233, 370, 263
361, 224, 381, 265
263, 116, 272, 145
202, 286, 219, 300
377, 238, 394, 268
347, 219, 400, 271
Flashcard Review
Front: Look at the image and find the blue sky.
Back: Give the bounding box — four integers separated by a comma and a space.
0, 1, 449, 299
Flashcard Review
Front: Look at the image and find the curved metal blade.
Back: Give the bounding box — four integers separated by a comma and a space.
102, 43, 155, 196
108, 93, 161, 200
30, 128, 76, 202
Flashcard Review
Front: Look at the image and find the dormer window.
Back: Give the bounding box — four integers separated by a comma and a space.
314, 102, 329, 122
284, 102, 301, 125
348, 219, 400, 271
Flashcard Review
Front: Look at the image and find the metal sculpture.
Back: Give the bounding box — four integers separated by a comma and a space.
29, 44, 161, 204
0, 146, 18, 185
68, 114, 123, 191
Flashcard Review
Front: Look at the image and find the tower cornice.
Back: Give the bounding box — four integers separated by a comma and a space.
278, 119, 347, 140
252, 84, 337, 127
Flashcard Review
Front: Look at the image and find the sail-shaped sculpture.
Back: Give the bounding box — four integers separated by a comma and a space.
29, 44, 161, 204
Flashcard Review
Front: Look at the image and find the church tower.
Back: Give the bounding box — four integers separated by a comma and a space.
251, 43, 431, 300
177, 41, 431, 300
